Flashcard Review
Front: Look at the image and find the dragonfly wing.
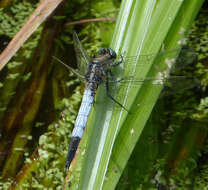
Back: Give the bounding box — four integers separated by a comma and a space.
108, 75, 199, 88
169, 47, 197, 74
121, 47, 197, 72
110, 47, 197, 84
73, 31, 90, 75
53, 56, 85, 81
159, 77, 200, 97
107, 46, 199, 100
104, 76, 200, 111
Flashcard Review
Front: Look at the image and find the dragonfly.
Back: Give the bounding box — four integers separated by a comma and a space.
54, 32, 199, 170
54, 32, 130, 169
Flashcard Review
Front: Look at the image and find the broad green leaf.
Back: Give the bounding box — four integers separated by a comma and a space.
78, 1, 156, 190
103, 0, 204, 190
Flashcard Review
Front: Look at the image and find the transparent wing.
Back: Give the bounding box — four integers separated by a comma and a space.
52, 56, 85, 82
73, 31, 90, 75
110, 76, 199, 96
105, 47, 199, 106
109, 47, 197, 84
104, 76, 200, 111
117, 47, 197, 72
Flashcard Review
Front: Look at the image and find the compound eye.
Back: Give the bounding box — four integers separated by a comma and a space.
108, 48, 117, 59
98, 48, 106, 55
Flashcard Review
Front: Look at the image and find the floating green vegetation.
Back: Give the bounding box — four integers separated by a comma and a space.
0, 1, 36, 38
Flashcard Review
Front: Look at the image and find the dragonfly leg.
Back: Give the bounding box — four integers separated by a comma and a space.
108, 70, 125, 83
108, 70, 117, 81
112, 54, 124, 67
106, 77, 129, 112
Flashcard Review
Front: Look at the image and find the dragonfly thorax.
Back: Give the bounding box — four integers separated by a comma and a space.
92, 48, 117, 66
84, 48, 118, 94
85, 62, 106, 92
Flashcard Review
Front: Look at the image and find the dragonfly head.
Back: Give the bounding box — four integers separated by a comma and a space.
98, 48, 117, 59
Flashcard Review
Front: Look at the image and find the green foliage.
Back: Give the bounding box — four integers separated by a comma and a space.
0, 0, 41, 60
0, 85, 82, 189
0, 1, 36, 37
55, 0, 118, 56
188, 9, 208, 58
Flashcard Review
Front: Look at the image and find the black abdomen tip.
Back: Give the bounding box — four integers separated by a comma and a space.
65, 137, 81, 170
